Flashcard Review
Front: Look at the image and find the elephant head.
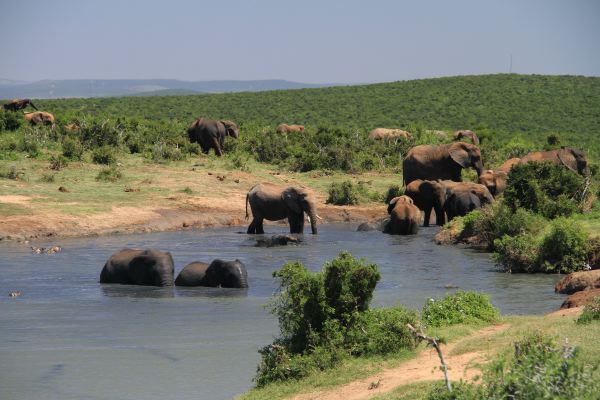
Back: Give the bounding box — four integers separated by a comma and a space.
387, 195, 413, 214
220, 120, 239, 139
557, 147, 588, 175
282, 187, 318, 234
448, 142, 484, 177
204, 259, 248, 288
478, 170, 507, 197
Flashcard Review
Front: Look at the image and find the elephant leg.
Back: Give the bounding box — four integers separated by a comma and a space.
423, 207, 432, 227
212, 137, 222, 156
256, 218, 265, 234
247, 218, 257, 234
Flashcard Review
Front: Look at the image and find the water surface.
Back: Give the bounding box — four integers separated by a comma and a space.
0, 224, 564, 400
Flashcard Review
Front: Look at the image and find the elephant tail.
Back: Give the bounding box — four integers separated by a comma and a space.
245, 192, 250, 220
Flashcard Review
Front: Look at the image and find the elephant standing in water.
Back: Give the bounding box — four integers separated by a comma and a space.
175, 259, 248, 288
519, 147, 588, 175
100, 249, 175, 287
246, 183, 319, 234
187, 118, 239, 156
402, 142, 484, 185
384, 196, 420, 235
404, 179, 447, 226
3, 98, 37, 111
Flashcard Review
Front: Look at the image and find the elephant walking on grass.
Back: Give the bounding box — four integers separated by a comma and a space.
100, 249, 175, 287
175, 259, 248, 288
384, 196, 420, 235
24, 111, 55, 126
404, 179, 447, 226
402, 142, 484, 185
246, 183, 319, 234
3, 98, 37, 112
187, 118, 239, 156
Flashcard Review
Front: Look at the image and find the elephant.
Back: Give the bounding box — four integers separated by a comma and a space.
453, 130, 480, 145
404, 179, 446, 226
357, 218, 388, 232
2, 98, 37, 112
498, 157, 521, 172
24, 111, 55, 126
187, 118, 239, 156
255, 234, 301, 247
369, 128, 412, 140
175, 259, 248, 288
384, 195, 420, 235
440, 180, 494, 206
443, 189, 481, 222
246, 182, 319, 234
402, 142, 484, 185
519, 147, 588, 175
478, 169, 508, 197
100, 248, 175, 287
276, 123, 305, 133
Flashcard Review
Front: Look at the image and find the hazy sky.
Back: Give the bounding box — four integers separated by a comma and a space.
1, 0, 598, 83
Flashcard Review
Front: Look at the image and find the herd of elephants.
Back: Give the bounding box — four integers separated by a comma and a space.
2, 98, 591, 290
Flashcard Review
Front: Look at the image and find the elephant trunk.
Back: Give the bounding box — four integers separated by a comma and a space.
308, 210, 318, 234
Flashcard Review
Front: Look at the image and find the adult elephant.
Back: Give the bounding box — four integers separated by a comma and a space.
478, 169, 508, 197
444, 189, 481, 222
24, 111, 55, 126
369, 128, 412, 140
246, 182, 319, 234
3, 98, 37, 112
187, 118, 239, 156
499, 157, 521, 172
519, 147, 588, 175
404, 179, 446, 226
402, 142, 484, 185
175, 259, 248, 288
100, 248, 175, 287
441, 180, 494, 206
453, 130, 480, 145
384, 196, 420, 235
276, 123, 305, 133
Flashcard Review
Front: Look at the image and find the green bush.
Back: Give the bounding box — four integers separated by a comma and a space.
17, 135, 39, 158
384, 185, 403, 204
538, 218, 590, 273
504, 162, 585, 218
422, 291, 499, 327
326, 181, 360, 205
49, 155, 69, 171
485, 333, 599, 399
150, 142, 185, 163
0, 110, 23, 131
493, 234, 540, 273
95, 166, 123, 182
62, 137, 84, 160
255, 252, 419, 386
92, 145, 117, 165
576, 297, 600, 325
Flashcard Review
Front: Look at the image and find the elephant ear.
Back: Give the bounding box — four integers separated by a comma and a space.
557, 148, 578, 172
387, 197, 400, 214
448, 143, 471, 168
282, 190, 302, 214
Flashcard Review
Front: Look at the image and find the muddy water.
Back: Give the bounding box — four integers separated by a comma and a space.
0, 224, 564, 400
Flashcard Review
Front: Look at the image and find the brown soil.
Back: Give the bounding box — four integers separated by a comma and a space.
290, 324, 509, 400
0, 191, 385, 241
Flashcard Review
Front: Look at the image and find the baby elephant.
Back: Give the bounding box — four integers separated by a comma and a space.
384, 196, 420, 235
175, 259, 248, 288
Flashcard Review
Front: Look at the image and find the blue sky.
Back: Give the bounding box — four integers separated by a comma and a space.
1, 0, 598, 83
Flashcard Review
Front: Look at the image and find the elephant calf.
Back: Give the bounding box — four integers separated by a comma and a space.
478, 169, 508, 197
100, 248, 175, 287
175, 259, 248, 288
384, 196, 420, 235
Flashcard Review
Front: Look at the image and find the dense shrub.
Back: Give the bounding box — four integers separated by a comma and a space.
0, 110, 23, 131
493, 234, 541, 273
384, 185, 403, 204
150, 142, 185, 163
422, 291, 499, 327
504, 162, 586, 218
92, 145, 117, 165
326, 181, 360, 205
61, 137, 84, 160
538, 218, 590, 273
17, 135, 39, 158
427, 333, 599, 400
255, 252, 419, 386
95, 166, 123, 182
576, 297, 600, 325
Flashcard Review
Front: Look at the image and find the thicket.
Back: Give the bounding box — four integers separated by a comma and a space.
254, 252, 419, 386
577, 297, 600, 325
427, 333, 600, 400
422, 291, 499, 327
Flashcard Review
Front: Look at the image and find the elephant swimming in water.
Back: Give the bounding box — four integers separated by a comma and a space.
100, 248, 175, 287
175, 259, 248, 288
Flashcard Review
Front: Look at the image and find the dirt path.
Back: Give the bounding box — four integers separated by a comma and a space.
290, 324, 509, 400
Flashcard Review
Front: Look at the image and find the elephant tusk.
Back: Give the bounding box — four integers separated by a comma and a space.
316, 214, 323, 220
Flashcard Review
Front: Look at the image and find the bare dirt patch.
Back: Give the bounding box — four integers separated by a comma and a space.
290, 324, 509, 400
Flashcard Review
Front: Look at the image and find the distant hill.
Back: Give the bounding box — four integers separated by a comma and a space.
0, 79, 338, 99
